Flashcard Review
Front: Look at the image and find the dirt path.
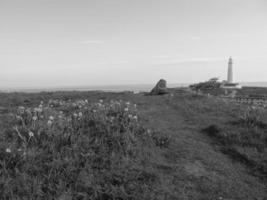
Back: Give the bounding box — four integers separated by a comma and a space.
138, 95, 267, 200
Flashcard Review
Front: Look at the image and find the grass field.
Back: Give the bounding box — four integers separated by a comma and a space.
0, 89, 267, 200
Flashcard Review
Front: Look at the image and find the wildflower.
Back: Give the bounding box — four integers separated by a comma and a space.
85, 99, 88, 103
128, 114, 133, 118
40, 101, 44, 104
49, 116, 54, 121
73, 113, 78, 118
78, 112, 83, 117
18, 148, 22, 152
133, 115, 138, 120
40, 115, 44, 119
79, 105, 82, 109
18, 106, 25, 114
124, 108, 129, 112
29, 131, 34, 137
26, 108, 31, 113
99, 99, 103, 103
32, 116, 38, 121
59, 111, 63, 114
47, 120, 53, 126
6, 148, 11, 153
18, 106, 25, 110
58, 115, 62, 119
126, 102, 130, 106
34, 107, 42, 113
134, 104, 137, 108
92, 110, 96, 113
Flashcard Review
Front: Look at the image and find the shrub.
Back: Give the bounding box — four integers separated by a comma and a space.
151, 130, 171, 148
238, 106, 266, 129
201, 125, 220, 137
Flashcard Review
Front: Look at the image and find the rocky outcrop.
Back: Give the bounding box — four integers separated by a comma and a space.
150, 79, 168, 95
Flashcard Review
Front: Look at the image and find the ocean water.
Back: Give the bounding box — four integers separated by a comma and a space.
241, 82, 267, 88
0, 83, 189, 93
1, 82, 267, 93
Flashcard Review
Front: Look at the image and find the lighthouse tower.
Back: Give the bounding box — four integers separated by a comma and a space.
227, 57, 233, 83
222, 57, 242, 89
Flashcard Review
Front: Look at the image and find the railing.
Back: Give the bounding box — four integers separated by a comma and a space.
222, 96, 267, 106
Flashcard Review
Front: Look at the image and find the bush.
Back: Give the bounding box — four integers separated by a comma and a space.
0, 99, 161, 199
201, 125, 220, 137
151, 130, 171, 148
238, 106, 266, 129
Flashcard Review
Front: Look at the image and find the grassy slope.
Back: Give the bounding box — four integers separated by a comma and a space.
0, 90, 267, 199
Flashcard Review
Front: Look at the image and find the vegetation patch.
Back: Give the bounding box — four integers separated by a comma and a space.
202, 106, 267, 180
0, 99, 167, 199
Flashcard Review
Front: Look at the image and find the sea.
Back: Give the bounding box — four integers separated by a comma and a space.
1, 82, 267, 93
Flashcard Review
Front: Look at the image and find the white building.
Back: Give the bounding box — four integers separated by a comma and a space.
221, 57, 242, 89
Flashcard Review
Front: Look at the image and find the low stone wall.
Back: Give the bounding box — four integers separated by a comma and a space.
221, 96, 267, 107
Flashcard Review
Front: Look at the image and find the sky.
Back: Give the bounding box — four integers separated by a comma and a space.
0, 0, 267, 88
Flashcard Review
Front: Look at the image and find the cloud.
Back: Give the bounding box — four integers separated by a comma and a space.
190, 36, 201, 40
96, 60, 129, 65
80, 40, 104, 44
151, 57, 226, 65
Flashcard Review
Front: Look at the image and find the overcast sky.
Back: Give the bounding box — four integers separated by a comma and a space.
1, 0, 267, 88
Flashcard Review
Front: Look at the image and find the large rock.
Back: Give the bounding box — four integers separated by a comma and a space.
150, 79, 168, 95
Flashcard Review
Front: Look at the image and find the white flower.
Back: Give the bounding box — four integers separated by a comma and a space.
59, 111, 63, 114
6, 148, 11, 153
124, 108, 129, 112
78, 112, 83, 117
133, 115, 138, 120
79, 105, 82, 109
18, 106, 25, 110
99, 99, 103, 103
47, 120, 53, 126
49, 116, 54, 121
29, 131, 34, 137
92, 110, 97, 113
34, 107, 42, 113
32, 116, 38, 121
85, 99, 88, 103
128, 114, 133, 118
40, 101, 44, 104
110, 117, 115, 122
126, 102, 130, 105
73, 113, 78, 118
251, 106, 256, 110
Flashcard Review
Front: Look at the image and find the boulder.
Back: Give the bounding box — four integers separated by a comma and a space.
150, 79, 168, 95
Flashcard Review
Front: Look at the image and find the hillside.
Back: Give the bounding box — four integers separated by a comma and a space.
0, 89, 267, 200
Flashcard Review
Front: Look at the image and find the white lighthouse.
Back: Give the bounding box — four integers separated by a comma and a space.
222, 57, 242, 89
227, 57, 233, 83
